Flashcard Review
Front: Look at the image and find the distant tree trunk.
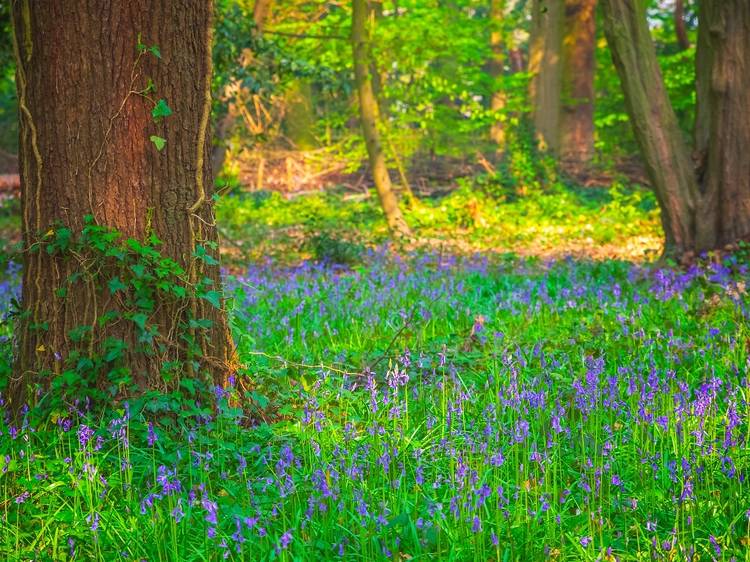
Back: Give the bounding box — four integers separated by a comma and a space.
559, 0, 596, 168
10, 1, 234, 408
489, 0, 507, 148
211, 0, 274, 179
674, 0, 690, 51
284, 79, 317, 150
529, 0, 564, 153
352, 0, 411, 237
601, 0, 750, 256
253, 0, 272, 29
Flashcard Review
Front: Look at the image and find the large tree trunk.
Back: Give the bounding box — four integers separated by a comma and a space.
602, 0, 750, 256
559, 0, 596, 168
529, 0, 564, 153
351, 0, 411, 237
693, 0, 750, 249
488, 0, 507, 148
10, 0, 234, 408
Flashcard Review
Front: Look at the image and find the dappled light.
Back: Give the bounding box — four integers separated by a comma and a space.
0, 1, 748, 561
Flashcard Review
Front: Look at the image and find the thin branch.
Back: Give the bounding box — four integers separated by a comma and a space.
262, 29, 348, 41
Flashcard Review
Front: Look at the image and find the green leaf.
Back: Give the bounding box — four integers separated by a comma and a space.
150, 135, 166, 151
151, 99, 172, 120
200, 290, 222, 309
148, 45, 161, 59
108, 277, 128, 294
131, 313, 148, 331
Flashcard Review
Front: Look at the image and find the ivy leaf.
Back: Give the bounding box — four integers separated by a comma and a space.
131, 313, 148, 331
108, 277, 127, 294
148, 45, 161, 59
200, 290, 222, 309
150, 135, 166, 151
151, 99, 172, 121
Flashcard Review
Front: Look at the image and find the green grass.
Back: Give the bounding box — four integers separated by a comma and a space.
216, 178, 662, 265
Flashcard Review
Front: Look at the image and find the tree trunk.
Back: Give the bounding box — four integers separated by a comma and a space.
559, 0, 596, 168
674, 0, 690, 51
601, 0, 750, 256
351, 0, 411, 237
10, 0, 234, 408
529, 0, 564, 153
692, 0, 750, 249
211, 0, 274, 180
600, 0, 698, 255
284, 79, 317, 150
489, 0, 507, 148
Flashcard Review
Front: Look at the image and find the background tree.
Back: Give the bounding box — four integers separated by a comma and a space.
10, 0, 233, 408
601, 0, 750, 256
674, 0, 690, 51
529, 0, 563, 153
488, 0, 507, 148
351, 0, 411, 237
529, 0, 595, 167
559, 0, 596, 168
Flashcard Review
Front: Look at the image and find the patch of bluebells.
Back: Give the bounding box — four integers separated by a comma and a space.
0, 252, 749, 559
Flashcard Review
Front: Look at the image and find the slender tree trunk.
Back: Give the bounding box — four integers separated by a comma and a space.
489, 0, 507, 148
352, 0, 411, 237
600, 0, 698, 254
674, 0, 690, 51
529, 0, 564, 153
601, 0, 750, 256
253, 0, 272, 29
284, 79, 317, 150
211, 0, 274, 180
10, 0, 233, 408
559, 0, 596, 168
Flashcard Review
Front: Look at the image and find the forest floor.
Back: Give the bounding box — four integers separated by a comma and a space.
2, 175, 748, 560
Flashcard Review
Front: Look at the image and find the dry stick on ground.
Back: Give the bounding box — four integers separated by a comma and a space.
245, 350, 361, 377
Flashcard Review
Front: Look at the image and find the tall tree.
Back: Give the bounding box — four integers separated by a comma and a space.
559, 0, 596, 167
530, 0, 596, 166
674, 0, 690, 51
351, 0, 411, 237
10, 0, 233, 408
601, 0, 750, 256
488, 0, 505, 147
529, 0, 564, 153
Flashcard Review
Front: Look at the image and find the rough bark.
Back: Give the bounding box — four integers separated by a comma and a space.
602, 0, 750, 256
529, 0, 564, 153
600, 0, 698, 255
693, 0, 750, 249
674, 0, 690, 51
351, 0, 411, 237
10, 0, 234, 407
559, 0, 596, 168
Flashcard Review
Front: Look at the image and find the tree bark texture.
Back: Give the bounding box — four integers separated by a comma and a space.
602, 0, 750, 255
351, 0, 411, 237
10, 0, 234, 406
693, 0, 750, 250
559, 0, 596, 167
